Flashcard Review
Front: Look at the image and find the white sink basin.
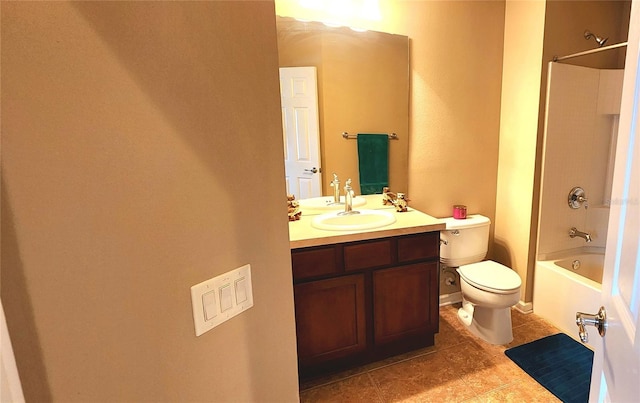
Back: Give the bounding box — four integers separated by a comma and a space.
298, 196, 366, 210
311, 209, 396, 231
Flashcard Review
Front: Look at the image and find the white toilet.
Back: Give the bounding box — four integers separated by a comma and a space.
440, 215, 522, 345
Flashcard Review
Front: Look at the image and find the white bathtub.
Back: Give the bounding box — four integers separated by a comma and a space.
533, 252, 603, 348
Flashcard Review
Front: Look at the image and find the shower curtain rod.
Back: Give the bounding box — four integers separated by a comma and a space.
553, 41, 628, 62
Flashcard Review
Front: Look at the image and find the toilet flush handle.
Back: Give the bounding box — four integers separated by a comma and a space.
441, 230, 460, 245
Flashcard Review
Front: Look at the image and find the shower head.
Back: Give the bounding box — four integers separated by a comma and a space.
584, 30, 608, 47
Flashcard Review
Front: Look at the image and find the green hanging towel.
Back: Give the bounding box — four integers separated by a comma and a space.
357, 134, 389, 195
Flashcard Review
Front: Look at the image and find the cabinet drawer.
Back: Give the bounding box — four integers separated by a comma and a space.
291, 246, 340, 280
397, 232, 439, 263
344, 239, 392, 271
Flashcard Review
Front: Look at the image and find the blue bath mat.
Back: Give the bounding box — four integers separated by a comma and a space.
505, 333, 594, 403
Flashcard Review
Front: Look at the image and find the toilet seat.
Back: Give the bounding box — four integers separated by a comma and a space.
457, 261, 521, 294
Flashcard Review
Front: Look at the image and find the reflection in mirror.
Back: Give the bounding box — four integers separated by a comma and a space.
276, 16, 409, 196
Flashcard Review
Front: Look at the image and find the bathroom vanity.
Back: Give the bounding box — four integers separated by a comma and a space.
289, 195, 445, 379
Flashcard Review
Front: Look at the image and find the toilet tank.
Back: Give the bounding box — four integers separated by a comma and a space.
440, 215, 491, 267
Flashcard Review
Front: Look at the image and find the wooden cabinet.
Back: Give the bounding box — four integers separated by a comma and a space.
291, 231, 440, 379
373, 262, 438, 346
294, 275, 366, 367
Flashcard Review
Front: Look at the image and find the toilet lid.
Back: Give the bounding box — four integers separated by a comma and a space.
457, 261, 521, 293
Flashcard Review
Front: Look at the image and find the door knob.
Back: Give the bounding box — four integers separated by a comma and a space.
304, 167, 319, 174
576, 306, 606, 343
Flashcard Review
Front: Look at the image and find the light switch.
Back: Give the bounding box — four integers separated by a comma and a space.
202, 291, 217, 321
190, 264, 254, 336
235, 277, 247, 304
219, 284, 233, 312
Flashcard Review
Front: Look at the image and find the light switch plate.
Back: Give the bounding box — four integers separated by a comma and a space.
190, 264, 254, 336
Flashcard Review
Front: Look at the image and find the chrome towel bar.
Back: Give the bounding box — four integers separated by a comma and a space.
342, 132, 398, 140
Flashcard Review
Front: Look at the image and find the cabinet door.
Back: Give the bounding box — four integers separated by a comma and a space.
294, 275, 366, 367
373, 262, 438, 345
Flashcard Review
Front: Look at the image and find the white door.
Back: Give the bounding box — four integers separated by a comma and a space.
280, 66, 322, 200
588, 1, 640, 401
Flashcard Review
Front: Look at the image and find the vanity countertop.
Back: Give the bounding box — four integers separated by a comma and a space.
289, 194, 445, 249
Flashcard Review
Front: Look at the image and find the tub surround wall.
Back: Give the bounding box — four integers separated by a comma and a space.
531, 1, 630, 299
537, 63, 623, 258
533, 63, 623, 346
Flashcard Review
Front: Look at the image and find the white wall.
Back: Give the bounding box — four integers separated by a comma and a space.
537, 63, 624, 258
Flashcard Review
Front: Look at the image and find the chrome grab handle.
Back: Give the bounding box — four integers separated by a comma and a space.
304, 167, 319, 174
576, 306, 606, 343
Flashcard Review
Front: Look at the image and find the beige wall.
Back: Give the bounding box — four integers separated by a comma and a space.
543, 1, 630, 71
1, 2, 299, 401
380, 1, 506, 227
494, 0, 546, 306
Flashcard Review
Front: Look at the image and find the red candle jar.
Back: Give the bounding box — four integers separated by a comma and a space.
453, 205, 467, 219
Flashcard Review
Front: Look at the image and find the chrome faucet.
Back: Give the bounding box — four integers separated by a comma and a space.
330, 173, 341, 203
569, 227, 592, 242
338, 179, 359, 216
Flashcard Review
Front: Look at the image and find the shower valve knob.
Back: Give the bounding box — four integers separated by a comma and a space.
568, 187, 588, 209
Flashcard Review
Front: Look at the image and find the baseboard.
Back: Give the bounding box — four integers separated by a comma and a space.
439, 292, 462, 307
514, 300, 533, 314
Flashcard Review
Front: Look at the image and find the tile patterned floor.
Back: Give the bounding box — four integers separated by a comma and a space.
299, 303, 563, 402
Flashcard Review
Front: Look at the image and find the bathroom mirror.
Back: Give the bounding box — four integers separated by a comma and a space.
276, 16, 410, 195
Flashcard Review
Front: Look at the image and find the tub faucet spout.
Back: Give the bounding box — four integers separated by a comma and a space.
569, 227, 592, 242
